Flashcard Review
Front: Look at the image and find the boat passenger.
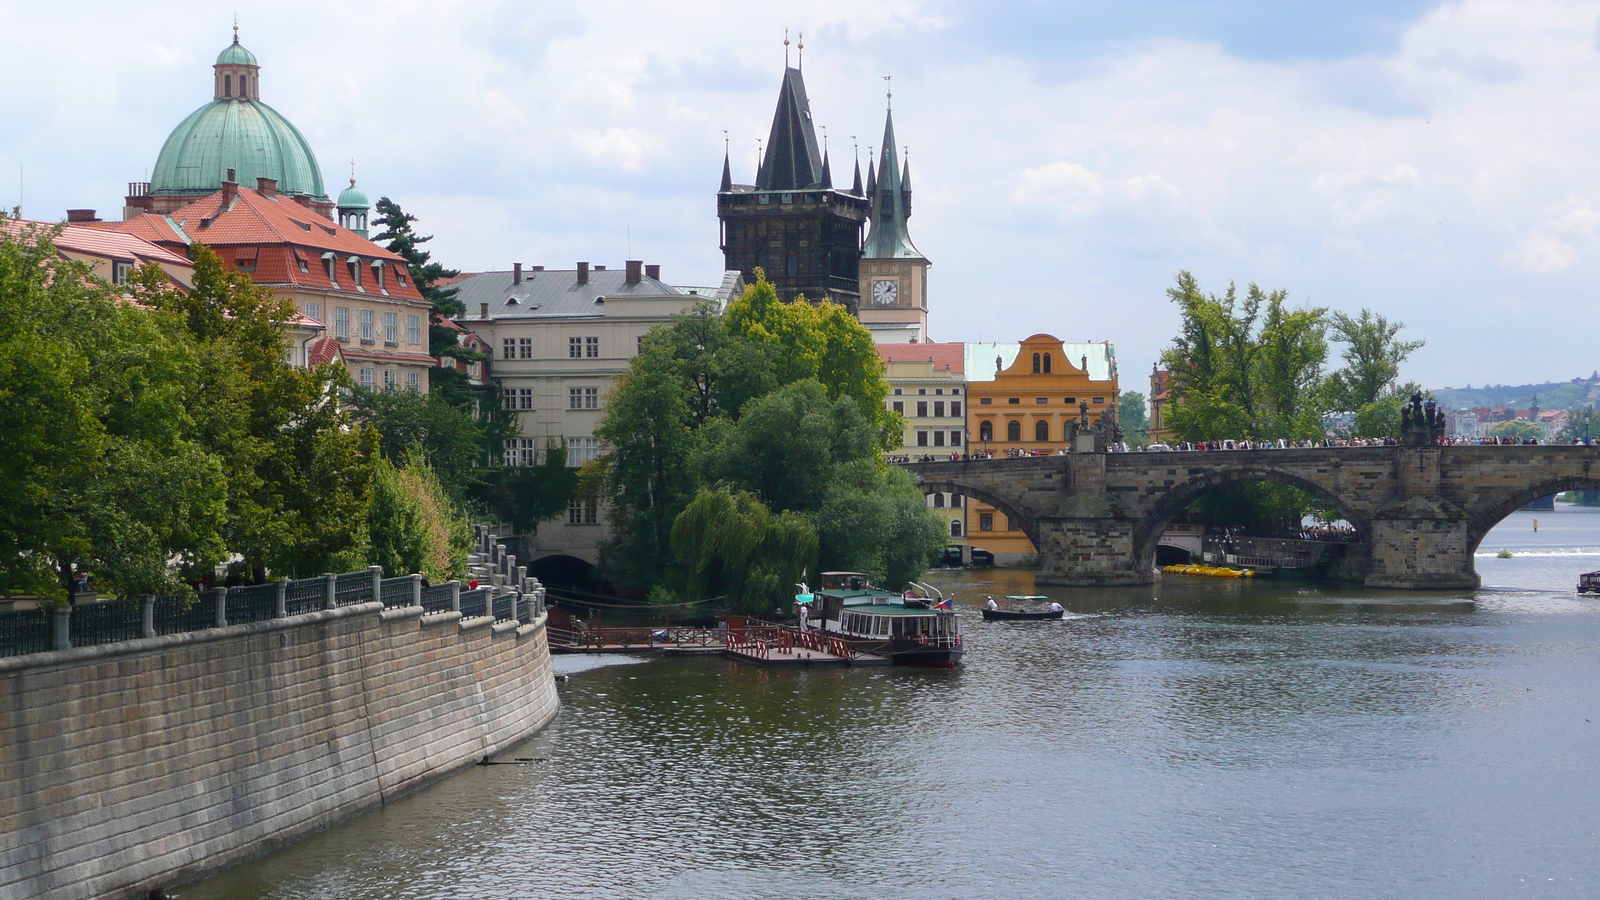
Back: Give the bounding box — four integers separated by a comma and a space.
985, 597, 998, 611
1048, 602, 1063, 613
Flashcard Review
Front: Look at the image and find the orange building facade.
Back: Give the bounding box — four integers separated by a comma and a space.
963, 335, 1119, 562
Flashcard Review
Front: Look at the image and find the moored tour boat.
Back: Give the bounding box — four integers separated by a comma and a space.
797, 572, 963, 667
1579, 570, 1600, 594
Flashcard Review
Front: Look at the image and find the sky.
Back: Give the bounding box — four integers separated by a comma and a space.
2, 0, 1598, 392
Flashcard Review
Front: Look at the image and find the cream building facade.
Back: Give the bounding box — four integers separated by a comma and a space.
457, 263, 743, 567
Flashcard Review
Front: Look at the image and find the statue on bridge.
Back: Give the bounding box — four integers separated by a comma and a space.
1402, 391, 1445, 446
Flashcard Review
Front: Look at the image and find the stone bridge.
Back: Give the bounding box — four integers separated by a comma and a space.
902, 445, 1600, 589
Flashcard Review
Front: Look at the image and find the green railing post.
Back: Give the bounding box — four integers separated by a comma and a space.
213, 587, 228, 628
324, 573, 337, 611
141, 595, 155, 638
275, 580, 288, 618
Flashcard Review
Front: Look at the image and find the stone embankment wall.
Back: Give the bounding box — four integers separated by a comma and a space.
0, 601, 559, 900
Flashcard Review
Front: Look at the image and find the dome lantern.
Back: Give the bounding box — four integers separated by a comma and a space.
214, 24, 260, 101
337, 162, 371, 238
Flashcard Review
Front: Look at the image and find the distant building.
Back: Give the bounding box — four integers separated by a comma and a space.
856, 105, 930, 344
455, 262, 743, 567
1148, 366, 1173, 442
963, 336, 1119, 563
2, 217, 195, 291
878, 343, 967, 541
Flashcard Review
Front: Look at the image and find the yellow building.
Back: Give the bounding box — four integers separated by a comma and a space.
964, 335, 1119, 563
878, 343, 968, 543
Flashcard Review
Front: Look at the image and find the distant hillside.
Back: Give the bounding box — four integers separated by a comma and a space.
1432, 374, 1600, 411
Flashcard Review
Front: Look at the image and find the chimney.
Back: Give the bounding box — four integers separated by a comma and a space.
480, 302, 489, 318
256, 177, 277, 197
593, 265, 606, 271
530, 265, 544, 271
513, 262, 522, 285
65, 209, 99, 223
645, 263, 661, 280
576, 262, 589, 285
625, 260, 642, 284
220, 168, 238, 203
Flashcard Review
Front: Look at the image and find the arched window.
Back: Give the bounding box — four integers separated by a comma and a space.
1043, 352, 1052, 373
1007, 420, 1022, 442
951, 519, 963, 537
1032, 353, 1041, 373
1035, 420, 1050, 442
932, 494, 945, 508
224, 74, 232, 98
979, 421, 993, 442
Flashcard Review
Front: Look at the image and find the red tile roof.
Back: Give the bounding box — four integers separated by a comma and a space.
307, 336, 343, 367
1, 218, 192, 269
339, 346, 437, 365
91, 185, 426, 304
877, 341, 965, 374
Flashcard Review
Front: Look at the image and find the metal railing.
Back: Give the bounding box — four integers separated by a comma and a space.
0, 565, 543, 659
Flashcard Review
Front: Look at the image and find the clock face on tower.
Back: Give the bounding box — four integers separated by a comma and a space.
872, 279, 899, 305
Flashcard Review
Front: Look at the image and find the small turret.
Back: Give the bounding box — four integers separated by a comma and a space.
336, 166, 370, 238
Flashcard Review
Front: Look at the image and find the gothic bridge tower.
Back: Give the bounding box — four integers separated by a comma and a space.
857, 95, 930, 343
717, 59, 869, 312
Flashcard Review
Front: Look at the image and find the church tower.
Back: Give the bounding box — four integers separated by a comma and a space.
717, 59, 869, 311
857, 99, 930, 343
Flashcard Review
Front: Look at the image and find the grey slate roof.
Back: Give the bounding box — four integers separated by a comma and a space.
455, 268, 683, 321
755, 66, 825, 191
862, 108, 921, 260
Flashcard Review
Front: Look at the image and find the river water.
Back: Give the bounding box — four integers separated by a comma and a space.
181, 505, 1600, 899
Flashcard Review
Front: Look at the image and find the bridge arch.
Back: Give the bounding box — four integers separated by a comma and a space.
1132, 465, 1373, 571
1465, 475, 1600, 553
917, 478, 1040, 547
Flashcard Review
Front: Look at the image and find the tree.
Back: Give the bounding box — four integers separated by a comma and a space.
671, 487, 817, 615
0, 226, 229, 600
131, 244, 377, 580
372, 198, 461, 316
469, 443, 581, 535
1119, 391, 1150, 448
597, 274, 945, 598
1490, 420, 1543, 440
1325, 310, 1425, 413
366, 449, 472, 581
347, 387, 483, 496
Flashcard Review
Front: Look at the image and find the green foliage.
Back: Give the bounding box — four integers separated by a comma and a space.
347, 386, 482, 495
1490, 419, 1543, 439
1118, 391, 1150, 448
366, 449, 472, 581
372, 197, 462, 318
1325, 310, 1424, 413
1159, 272, 1329, 443
598, 271, 944, 601
0, 226, 229, 599
132, 243, 378, 580
468, 443, 580, 534
1559, 408, 1600, 443
671, 487, 818, 615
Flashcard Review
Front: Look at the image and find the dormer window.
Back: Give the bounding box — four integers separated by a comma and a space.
111, 260, 132, 286
347, 257, 361, 287
323, 252, 337, 284
372, 260, 385, 291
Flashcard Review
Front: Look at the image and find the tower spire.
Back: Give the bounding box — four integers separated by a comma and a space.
850, 135, 863, 196
720, 131, 732, 192
862, 103, 919, 260
754, 59, 825, 190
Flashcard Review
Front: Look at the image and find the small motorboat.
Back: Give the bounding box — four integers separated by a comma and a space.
980, 595, 1064, 621
1579, 571, 1600, 594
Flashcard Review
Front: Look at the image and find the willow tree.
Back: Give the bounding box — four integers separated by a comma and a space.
671, 487, 817, 615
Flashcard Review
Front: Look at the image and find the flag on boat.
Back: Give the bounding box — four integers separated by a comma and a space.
933, 597, 952, 610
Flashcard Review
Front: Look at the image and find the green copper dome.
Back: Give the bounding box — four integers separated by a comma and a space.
150, 98, 327, 202
336, 179, 369, 210
216, 38, 258, 67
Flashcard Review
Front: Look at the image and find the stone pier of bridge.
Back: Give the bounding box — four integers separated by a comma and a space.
904, 444, 1600, 590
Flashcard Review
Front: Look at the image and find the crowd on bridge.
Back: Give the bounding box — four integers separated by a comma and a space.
890, 435, 1589, 465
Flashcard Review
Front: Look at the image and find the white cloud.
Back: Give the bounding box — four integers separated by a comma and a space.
5, 0, 1600, 388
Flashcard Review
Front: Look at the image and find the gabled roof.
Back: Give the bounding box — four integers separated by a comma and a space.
755, 67, 825, 191
1, 219, 193, 270
878, 341, 965, 374
456, 267, 688, 321
965, 340, 1117, 383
